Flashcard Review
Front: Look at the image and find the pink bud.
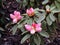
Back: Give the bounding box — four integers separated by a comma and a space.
26, 7, 34, 17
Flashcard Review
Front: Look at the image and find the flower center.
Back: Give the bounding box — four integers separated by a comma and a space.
29, 12, 35, 17
31, 26, 36, 31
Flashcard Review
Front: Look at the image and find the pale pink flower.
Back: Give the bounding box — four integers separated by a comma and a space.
10, 11, 22, 23
25, 23, 42, 34
26, 7, 35, 17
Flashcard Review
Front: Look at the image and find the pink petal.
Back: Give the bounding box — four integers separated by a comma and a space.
10, 14, 15, 19
13, 18, 17, 23
36, 23, 41, 27
14, 11, 22, 20
26, 9, 29, 14
35, 23, 42, 32
30, 29, 35, 34
30, 7, 34, 13
17, 15, 22, 20
36, 27, 42, 32
14, 11, 20, 16
26, 9, 31, 15
25, 25, 32, 31
32, 22, 36, 28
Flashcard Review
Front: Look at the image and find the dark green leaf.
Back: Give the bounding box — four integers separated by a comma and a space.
57, 0, 60, 2
34, 34, 41, 45
21, 34, 31, 44
0, 27, 5, 31
27, 18, 33, 25
50, 6, 56, 11
23, 0, 27, 7
42, 0, 49, 5
34, 8, 40, 11
49, 13, 56, 22
30, 2, 34, 7
46, 16, 52, 25
55, 1, 60, 9
30, 0, 34, 2
58, 14, 60, 22
35, 12, 46, 23
42, 21, 47, 30
0, 34, 1, 38
52, 10, 60, 13
11, 25, 18, 35
21, 31, 28, 35
39, 31, 49, 38
16, 0, 20, 2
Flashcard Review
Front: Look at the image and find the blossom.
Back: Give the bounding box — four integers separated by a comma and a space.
10, 11, 22, 23
25, 23, 42, 34
26, 7, 35, 17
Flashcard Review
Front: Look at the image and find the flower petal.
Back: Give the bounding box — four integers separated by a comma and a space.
36, 27, 42, 32
17, 15, 22, 20
30, 29, 35, 34
14, 11, 20, 16
13, 18, 17, 23
36, 23, 41, 27
32, 22, 36, 28
26, 9, 31, 15
25, 25, 32, 31
30, 7, 34, 13
36, 23, 42, 32
10, 14, 15, 19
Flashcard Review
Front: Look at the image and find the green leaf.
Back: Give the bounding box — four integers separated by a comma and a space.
0, 34, 1, 38
50, 6, 56, 11
34, 34, 41, 45
35, 12, 46, 23
58, 14, 60, 22
49, 13, 56, 22
30, 1, 34, 7
46, 16, 52, 25
20, 27, 26, 32
17, 24, 23, 29
0, 27, 5, 31
42, 21, 47, 30
39, 9, 45, 12
34, 9, 45, 14
21, 34, 31, 44
55, 1, 60, 9
39, 31, 49, 38
42, 0, 49, 5
27, 18, 33, 25
11, 25, 18, 35
21, 31, 28, 35
16, 0, 20, 2
34, 8, 40, 11
52, 10, 60, 13
57, 0, 60, 2
30, 0, 34, 2
23, 0, 27, 7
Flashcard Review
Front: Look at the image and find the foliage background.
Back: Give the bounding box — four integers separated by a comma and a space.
0, 0, 60, 45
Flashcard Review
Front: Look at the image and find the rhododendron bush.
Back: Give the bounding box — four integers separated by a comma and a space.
0, 0, 60, 45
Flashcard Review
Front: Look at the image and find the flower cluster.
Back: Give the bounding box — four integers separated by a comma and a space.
10, 7, 42, 34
